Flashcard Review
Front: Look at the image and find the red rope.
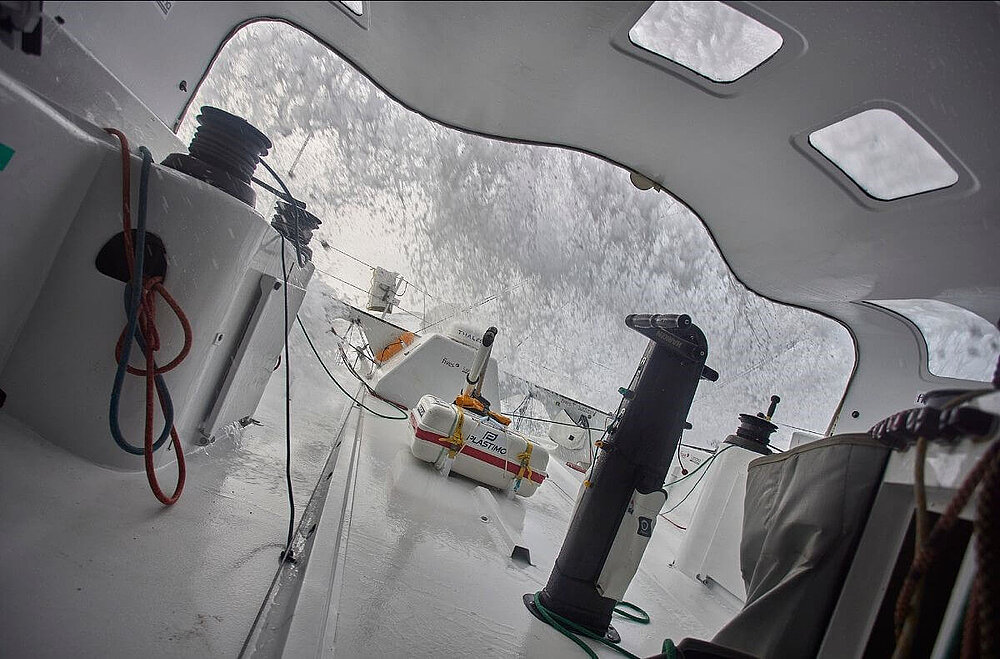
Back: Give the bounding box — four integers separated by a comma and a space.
106, 128, 191, 506
659, 514, 687, 531
893, 438, 1000, 656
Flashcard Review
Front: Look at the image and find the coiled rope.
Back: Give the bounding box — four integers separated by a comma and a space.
892, 388, 999, 658
105, 130, 191, 505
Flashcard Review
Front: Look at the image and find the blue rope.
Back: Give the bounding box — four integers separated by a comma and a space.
108, 146, 173, 455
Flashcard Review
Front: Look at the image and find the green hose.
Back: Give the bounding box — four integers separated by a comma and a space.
613, 601, 651, 624
532, 592, 641, 659
531, 592, 674, 658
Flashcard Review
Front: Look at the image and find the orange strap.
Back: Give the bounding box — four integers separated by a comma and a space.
375, 331, 416, 362
454, 393, 511, 426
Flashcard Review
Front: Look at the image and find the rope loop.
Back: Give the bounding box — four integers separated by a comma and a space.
105, 131, 188, 505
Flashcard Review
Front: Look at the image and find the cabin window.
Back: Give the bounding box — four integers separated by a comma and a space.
627, 1, 783, 83
339, 1, 363, 16
180, 21, 856, 449
809, 109, 959, 201
873, 299, 999, 382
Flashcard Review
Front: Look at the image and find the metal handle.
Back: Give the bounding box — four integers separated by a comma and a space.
625, 314, 692, 331
464, 326, 498, 396
766, 395, 781, 420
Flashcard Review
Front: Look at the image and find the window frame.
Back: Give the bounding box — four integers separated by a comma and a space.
610, 1, 805, 98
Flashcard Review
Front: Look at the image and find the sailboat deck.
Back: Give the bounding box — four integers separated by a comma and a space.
0, 338, 738, 658
282, 396, 739, 657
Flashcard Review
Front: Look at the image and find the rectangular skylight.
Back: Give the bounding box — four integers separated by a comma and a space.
628, 1, 783, 83
809, 109, 959, 200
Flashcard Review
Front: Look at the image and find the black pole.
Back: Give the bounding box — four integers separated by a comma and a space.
529, 313, 715, 635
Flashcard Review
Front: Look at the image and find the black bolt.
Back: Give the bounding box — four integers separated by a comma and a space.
851, 410, 860, 419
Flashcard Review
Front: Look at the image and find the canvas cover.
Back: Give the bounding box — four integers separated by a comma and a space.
712, 434, 890, 658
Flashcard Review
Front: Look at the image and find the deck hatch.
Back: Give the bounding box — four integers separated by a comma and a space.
809, 109, 959, 201
628, 1, 783, 83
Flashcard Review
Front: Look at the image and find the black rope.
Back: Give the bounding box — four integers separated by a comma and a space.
297, 315, 408, 420
256, 161, 307, 268
279, 238, 295, 562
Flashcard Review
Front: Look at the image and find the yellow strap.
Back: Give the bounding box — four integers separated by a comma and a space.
445, 407, 465, 458
515, 442, 534, 482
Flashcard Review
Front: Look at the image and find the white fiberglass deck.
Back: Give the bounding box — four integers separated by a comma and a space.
281, 396, 739, 658
0, 322, 737, 658
0, 327, 356, 657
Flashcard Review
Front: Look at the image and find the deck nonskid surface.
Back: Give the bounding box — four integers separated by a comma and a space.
0, 327, 738, 658
315, 402, 738, 657
0, 330, 353, 658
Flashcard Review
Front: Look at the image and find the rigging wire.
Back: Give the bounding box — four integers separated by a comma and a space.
503, 412, 608, 430
312, 264, 370, 294
663, 445, 731, 490
679, 443, 716, 454
660, 446, 733, 516
242, 190, 442, 314
310, 264, 425, 321
418, 278, 530, 333
255, 172, 823, 441
296, 315, 408, 420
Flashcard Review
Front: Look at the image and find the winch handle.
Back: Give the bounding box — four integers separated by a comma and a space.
625, 314, 692, 331
464, 326, 498, 397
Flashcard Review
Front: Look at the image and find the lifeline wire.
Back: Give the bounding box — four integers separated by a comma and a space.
296, 315, 408, 420
504, 412, 609, 430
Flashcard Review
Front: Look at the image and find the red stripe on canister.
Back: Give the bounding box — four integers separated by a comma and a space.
410, 413, 546, 484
